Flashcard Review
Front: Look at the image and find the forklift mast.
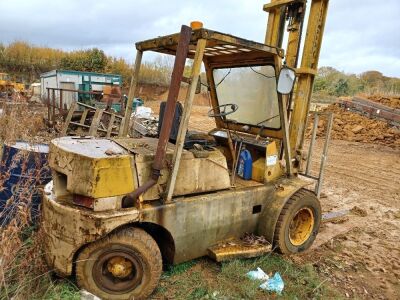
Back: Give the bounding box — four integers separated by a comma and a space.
264, 0, 329, 160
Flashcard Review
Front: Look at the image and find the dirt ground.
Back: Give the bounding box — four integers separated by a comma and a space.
145, 100, 216, 132
148, 102, 400, 299
298, 140, 400, 299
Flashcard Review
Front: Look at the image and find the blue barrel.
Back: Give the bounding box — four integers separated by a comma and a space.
0, 141, 51, 226
237, 149, 252, 180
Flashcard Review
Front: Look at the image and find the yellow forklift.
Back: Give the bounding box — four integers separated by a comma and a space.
41, 0, 330, 298
0, 72, 27, 96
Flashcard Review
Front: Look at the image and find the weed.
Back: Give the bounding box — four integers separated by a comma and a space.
151, 254, 339, 300
0, 102, 62, 300
190, 287, 208, 298
164, 260, 198, 277
39, 279, 80, 300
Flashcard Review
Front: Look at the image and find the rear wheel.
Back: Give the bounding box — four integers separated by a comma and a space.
76, 227, 162, 300
273, 189, 321, 254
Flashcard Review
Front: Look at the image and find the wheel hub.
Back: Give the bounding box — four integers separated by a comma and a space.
93, 249, 143, 293
289, 207, 314, 246
107, 256, 133, 278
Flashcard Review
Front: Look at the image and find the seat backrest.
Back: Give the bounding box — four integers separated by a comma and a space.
157, 101, 184, 141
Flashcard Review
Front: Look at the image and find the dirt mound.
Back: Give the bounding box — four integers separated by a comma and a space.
158, 86, 211, 106
136, 83, 169, 101
136, 83, 211, 106
307, 103, 400, 147
361, 94, 400, 109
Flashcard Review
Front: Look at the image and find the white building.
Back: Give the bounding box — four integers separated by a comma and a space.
40, 70, 122, 109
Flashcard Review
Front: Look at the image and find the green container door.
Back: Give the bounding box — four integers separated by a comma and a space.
78, 83, 91, 103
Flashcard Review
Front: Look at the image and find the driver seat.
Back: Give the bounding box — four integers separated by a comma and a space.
157, 101, 215, 149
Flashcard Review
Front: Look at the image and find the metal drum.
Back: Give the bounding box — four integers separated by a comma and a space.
0, 141, 51, 225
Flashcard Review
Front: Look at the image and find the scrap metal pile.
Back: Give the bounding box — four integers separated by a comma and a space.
307, 95, 400, 147
132, 116, 159, 137
131, 107, 159, 137
366, 94, 400, 109
339, 95, 400, 126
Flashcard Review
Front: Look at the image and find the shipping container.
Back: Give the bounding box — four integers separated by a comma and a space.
40, 70, 122, 108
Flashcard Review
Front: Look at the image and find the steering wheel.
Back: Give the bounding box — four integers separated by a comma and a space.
208, 103, 238, 118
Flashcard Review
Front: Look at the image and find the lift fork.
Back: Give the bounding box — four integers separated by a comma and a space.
300, 111, 333, 198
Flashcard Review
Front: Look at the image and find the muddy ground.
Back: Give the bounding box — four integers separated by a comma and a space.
147, 103, 400, 299
298, 140, 400, 299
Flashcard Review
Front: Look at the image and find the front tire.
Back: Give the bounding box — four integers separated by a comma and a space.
273, 189, 321, 254
76, 227, 162, 300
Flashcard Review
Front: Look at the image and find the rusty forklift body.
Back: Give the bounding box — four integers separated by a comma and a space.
41, 1, 330, 298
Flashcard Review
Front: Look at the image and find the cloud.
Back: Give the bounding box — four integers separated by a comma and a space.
319, 0, 400, 76
0, 0, 399, 77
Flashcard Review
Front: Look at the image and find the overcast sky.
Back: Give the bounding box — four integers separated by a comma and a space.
1, 0, 399, 77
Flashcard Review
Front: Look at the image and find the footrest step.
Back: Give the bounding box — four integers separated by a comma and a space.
207, 235, 271, 262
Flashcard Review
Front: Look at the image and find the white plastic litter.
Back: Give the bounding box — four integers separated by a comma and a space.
246, 268, 284, 294
246, 267, 269, 281
259, 272, 284, 294
134, 106, 152, 118
80, 289, 101, 300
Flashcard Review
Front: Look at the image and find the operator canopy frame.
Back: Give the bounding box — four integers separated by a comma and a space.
135, 28, 284, 66
135, 28, 286, 139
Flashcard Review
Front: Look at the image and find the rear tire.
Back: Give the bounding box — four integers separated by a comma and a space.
76, 227, 162, 300
273, 189, 321, 254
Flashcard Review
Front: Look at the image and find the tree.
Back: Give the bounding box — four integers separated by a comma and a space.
0, 40, 397, 96
85, 48, 107, 72
333, 78, 349, 96
360, 70, 384, 84
106, 57, 132, 88
313, 77, 328, 93
60, 48, 107, 73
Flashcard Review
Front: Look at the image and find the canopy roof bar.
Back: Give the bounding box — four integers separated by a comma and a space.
136, 28, 285, 61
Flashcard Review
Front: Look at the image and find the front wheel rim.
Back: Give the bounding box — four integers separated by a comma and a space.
289, 207, 315, 246
92, 249, 144, 294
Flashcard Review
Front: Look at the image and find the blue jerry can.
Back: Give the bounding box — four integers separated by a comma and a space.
237, 149, 252, 180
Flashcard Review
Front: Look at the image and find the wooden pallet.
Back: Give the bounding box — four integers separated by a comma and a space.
62, 102, 126, 137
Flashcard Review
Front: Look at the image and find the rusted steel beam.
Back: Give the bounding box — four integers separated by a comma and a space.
52, 89, 56, 124
46, 87, 121, 98
153, 25, 192, 172
47, 87, 51, 121
59, 90, 63, 115
123, 25, 192, 207
165, 38, 207, 202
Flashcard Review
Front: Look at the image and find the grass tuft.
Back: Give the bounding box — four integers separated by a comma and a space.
151, 254, 339, 300
164, 260, 198, 277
